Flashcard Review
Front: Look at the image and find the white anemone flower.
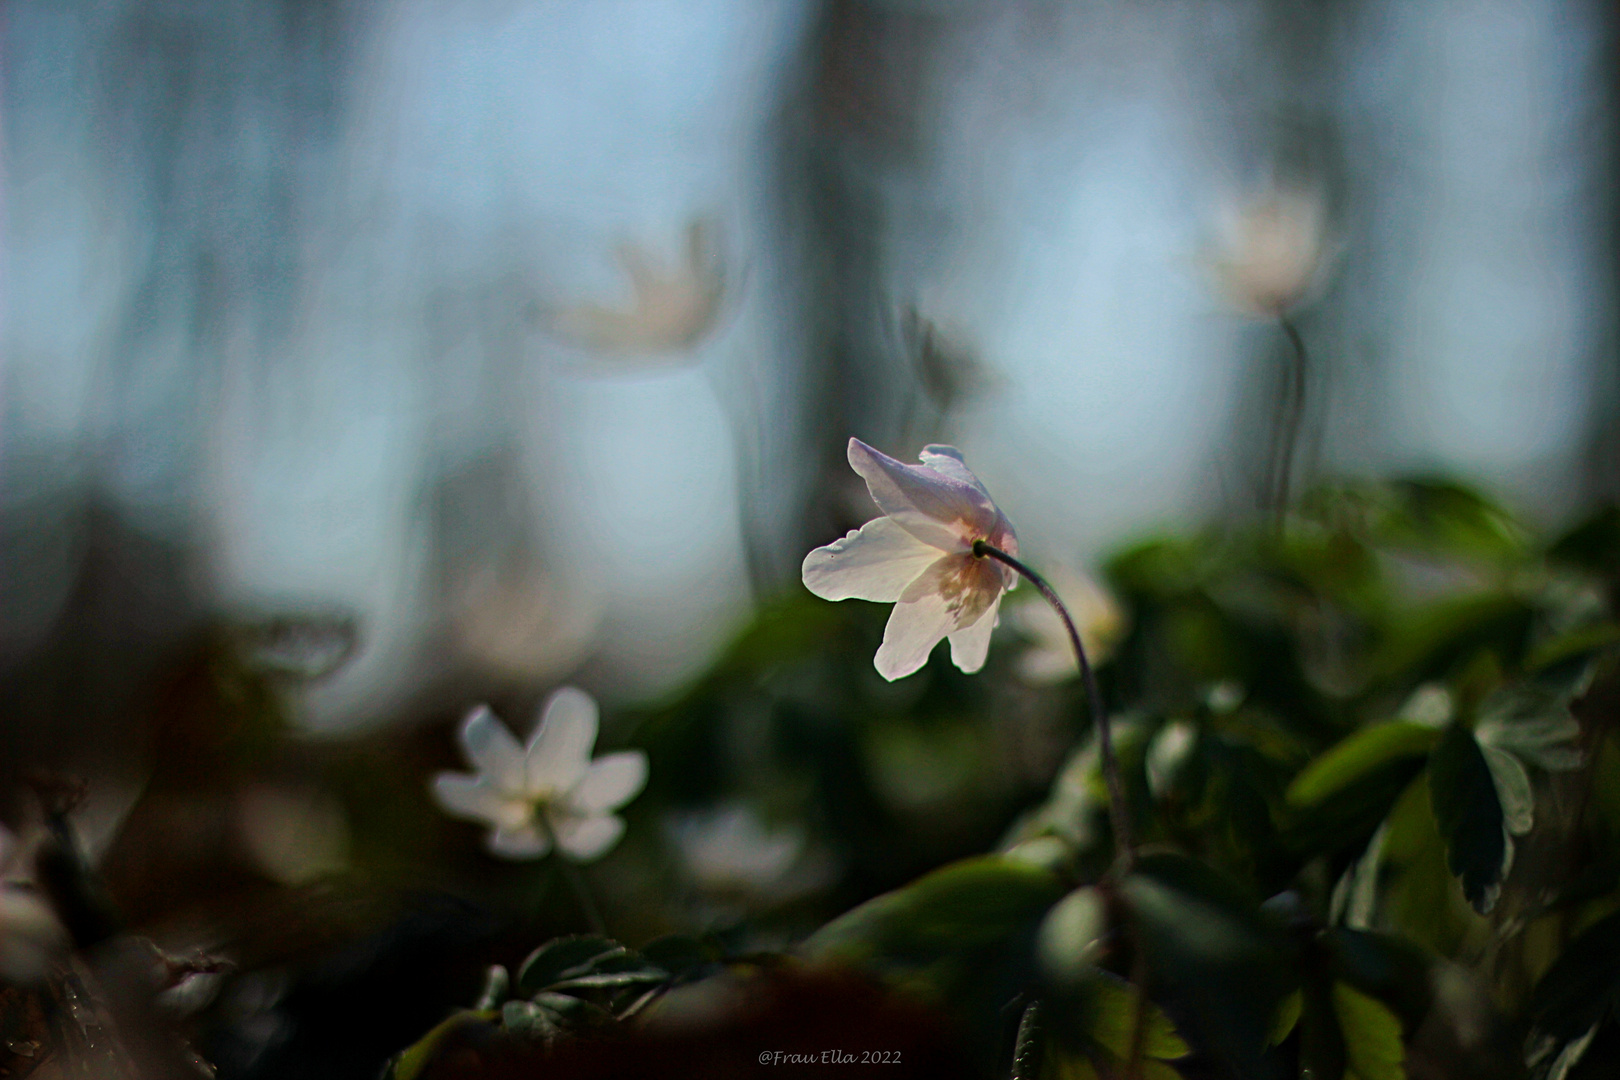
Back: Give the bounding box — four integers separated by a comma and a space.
432, 688, 648, 862
1208, 184, 1331, 318
803, 439, 1018, 681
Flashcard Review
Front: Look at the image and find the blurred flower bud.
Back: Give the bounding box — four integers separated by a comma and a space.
1208, 184, 1332, 317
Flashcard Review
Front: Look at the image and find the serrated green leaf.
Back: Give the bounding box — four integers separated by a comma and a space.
1085, 973, 1190, 1061
1332, 982, 1405, 1080
1476, 685, 1583, 772
1288, 723, 1441, 808
1428, 723, 1508, 914
805, 855, 1065, 963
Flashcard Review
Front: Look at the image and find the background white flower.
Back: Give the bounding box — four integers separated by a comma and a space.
667, 803, 831, 898
1004, 564, 1125, 684
1207, 183, 1332, 318
802, 438, 1018, 681
432, 688, 647, 862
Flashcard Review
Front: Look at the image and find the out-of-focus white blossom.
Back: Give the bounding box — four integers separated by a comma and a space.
549, 218, 725, 359
1208, 184, 1332, 317
666, 803, 832, 903
1145, 720, 1198, 800
1004, 565, 1125, 684
432, 688, 647, 862
803, 439, 1018, 680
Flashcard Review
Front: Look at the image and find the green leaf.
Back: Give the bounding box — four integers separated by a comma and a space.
1036, 886, 1108, 985
1268, 988, 1303, 1046
386, 1011, 498, 1080
1548, 503, 1620, 578
1476, 684, 1584, 773
1288, 723, 1442, 808
639, 935, 723, 983
1529, 910, 1620, 1049
805, 855, 1065, 964
516, 935, 629, 996
1324, 929, 1433, 1032
1120, 853, 1286, 1071
1085, 972, 1191, 1061
1332, 982, 1406, 1080
1427, 723, 1508, 914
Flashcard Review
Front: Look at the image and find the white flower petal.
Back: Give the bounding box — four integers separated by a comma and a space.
487, 824, 551, 860
947, 599, 1002, 674
898, 552, 1003, 625
570, 751, 649, 815
873, 590, 956, 681
526, 687, 599, 795
802, 517, 942, 602
554, 814, 626, 862
874, 554, 1006, 680
918, 444, 992, 496
457, 706, 525, 792
432, 773, 530, 829
847, 438, 996, 551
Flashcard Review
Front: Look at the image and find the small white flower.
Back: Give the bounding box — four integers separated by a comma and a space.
667, 803, 830, 902
802, 438, 1018, 681
1208, 184, 1331, 317
432, 688, 647, 863
548, 218, 725, 359
1005, 565, 1125, 685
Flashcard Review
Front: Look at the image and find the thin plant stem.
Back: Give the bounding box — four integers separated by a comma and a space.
973, 540, 1135, 871
1271, 316, 1310, 528
538, 816, 607, 936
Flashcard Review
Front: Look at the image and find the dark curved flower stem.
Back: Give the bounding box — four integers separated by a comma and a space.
973, 540, 1135, 871
538, 816, 608, 936
1271, 316, 1310, 529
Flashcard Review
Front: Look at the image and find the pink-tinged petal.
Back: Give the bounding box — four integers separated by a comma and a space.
802, 516, 942, 602
947, 597, 1002, 674
570, 751, 649, 814
487, 824, 550, 860
457, 706, 525, 793
526, 687, 598, 795
898, 552, 1004, 629
847, 439, 997, 551
553, 814, 626, 862
918, 445, 992, 499
432, 773, 530, 829
874, 588, 954, 680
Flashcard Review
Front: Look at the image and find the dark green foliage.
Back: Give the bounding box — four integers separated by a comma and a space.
297, 484, 1620, 1077
1428, 723, 1509, 913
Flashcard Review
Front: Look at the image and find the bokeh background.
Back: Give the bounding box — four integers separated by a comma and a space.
2, 1, 1618, 1075
7, 0, 1616, 724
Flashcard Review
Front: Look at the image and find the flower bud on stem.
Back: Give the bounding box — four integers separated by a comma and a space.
973, 540, 1135, 871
